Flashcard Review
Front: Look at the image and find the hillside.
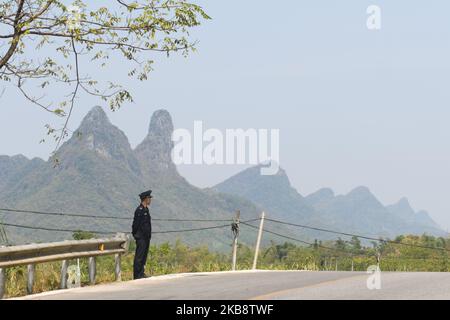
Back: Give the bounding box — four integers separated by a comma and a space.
0, 107, 260, 250
214, 164, 446, 239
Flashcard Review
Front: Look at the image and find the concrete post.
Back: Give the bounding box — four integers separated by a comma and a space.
252, 212, 265, 270
0, 268, 5, 299
88, 257, 96, 285
231, 211, 240, 271
27, 264, 35, 295
115, 254, 122, 281
60, 260, 68, 289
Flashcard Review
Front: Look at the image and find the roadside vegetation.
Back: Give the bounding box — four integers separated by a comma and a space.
3, 234, 449, 298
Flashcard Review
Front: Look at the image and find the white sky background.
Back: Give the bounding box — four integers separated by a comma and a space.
1, 0, 450, 229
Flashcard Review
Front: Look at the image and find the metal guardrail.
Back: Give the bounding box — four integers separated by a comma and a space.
0, 233, 129, 299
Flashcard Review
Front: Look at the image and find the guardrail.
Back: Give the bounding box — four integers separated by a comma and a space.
0, 233, 129, 299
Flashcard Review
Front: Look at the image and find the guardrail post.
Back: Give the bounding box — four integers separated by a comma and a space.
115, 254, 122, 281
60, 260, 68, 289
0, 268, 5, 299
88, 257, 96, 285
27, 264, 35, 295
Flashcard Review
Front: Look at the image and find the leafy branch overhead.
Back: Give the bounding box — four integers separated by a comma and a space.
0, 0, 210, 149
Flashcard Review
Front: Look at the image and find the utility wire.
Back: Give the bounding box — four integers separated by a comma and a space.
0, 222, 115, 235
240, 222, 350, 255
0, 222, 231, 235
0, 207, 233, 222
0, 208, 130, 220
153, 218, 233, 222
2, 223, 123, 234
242, 223, 449, 263
5, 206, 447, 253
153, 224, 232, 234
1, 219, 261, 236
264, 218, 450, 253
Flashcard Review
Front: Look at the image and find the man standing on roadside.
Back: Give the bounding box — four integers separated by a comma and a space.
132, 190, 152, 279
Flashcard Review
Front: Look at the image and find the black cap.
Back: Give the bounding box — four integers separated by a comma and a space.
139, 190, 152, 200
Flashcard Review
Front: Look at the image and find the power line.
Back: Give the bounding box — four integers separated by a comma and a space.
153, 224, 232, 234
1, 219, 261, 236
240, 222, 349, 255
158, 219, 264, 234
0, 208, 130, 220
154, 218, 233, 222
1, 222, 232, 235
0, 222, 119, 235
243, 222, 449, 264
154, 219, 261, 233
0, 207, 233, 222
264, 218, 450, 253
6, 205, 446, 254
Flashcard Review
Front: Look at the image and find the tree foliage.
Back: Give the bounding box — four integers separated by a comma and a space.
0, 0, 209, 150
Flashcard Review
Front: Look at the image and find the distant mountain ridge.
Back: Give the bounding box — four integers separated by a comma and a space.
212, 166, 315, 223
214, 164, 446, 238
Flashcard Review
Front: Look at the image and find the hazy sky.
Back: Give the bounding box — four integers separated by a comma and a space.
1, 1, 450, 229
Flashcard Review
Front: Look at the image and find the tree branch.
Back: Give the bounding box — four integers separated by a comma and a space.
0, 0, 26, 69
54, 36, 79, 152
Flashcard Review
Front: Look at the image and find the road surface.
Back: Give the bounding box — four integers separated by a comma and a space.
15, 270, 450, 300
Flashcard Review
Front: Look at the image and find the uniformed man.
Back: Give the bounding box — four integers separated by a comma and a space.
132, 190, 153, 279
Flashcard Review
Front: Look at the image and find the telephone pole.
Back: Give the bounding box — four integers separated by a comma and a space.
231, 210, 240, 271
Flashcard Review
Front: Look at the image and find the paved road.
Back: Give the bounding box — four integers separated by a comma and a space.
17, 270, 450, 300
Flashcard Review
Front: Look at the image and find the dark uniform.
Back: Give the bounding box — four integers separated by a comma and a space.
132, 191, 152, 279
